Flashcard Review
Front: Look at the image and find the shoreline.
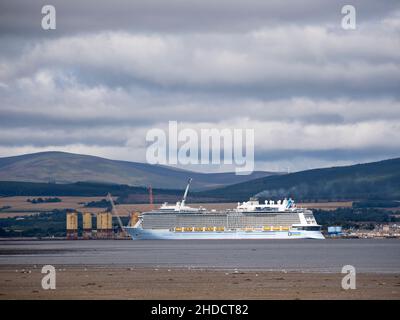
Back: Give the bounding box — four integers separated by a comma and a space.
0, 263, 399, 274
2, 236, 400, 241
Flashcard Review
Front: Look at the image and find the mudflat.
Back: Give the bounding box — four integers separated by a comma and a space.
1, 239, 400, 273
0, 266, 399, 300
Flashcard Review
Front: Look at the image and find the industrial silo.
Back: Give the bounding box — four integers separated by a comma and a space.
96, 212, 113, 239
82, 212, 92, 239
66, 212, 78, 240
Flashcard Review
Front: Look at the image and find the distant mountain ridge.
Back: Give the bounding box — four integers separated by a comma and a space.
0, 151, 276, 190
198, 158, 400, 201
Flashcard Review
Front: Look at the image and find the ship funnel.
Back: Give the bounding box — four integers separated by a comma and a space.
180, 178, 192, 208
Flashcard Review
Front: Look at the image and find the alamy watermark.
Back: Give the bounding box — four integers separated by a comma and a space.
146, 121, 254, 175
341, 5, 356, 30
41, 5, 56, 30
341, 265, 356, 290
41, 265, 56, 290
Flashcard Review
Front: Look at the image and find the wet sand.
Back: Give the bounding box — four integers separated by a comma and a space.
1, 239, 399, 299
0, 266, 399, 299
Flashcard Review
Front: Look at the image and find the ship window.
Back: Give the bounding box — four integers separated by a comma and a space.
294, 226, 321, 231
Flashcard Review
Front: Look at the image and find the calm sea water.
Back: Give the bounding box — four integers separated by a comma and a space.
0, 239, 399, 273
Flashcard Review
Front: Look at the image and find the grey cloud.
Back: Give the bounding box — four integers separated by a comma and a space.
2, 27, 399, 101
0, 0, 399, 172
1, 0, 399, 36
2, 81, 399, 129
255, 147, 400, 163
0, 108, 155, 128
0, 130, 127, 147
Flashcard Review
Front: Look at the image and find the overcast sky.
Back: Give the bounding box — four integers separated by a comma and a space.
0, 0, 399, 172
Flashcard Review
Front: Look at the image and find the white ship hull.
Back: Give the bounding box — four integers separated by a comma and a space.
125, 227, 325, 240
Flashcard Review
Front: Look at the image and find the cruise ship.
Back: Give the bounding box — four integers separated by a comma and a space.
124, 179, 324, 240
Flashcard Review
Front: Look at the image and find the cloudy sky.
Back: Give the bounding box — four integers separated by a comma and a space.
0, 0, 399, 172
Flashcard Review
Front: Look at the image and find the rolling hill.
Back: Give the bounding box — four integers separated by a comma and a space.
0, 151, 275, 190
0, 180, 222, 203
198, 158, 400, 201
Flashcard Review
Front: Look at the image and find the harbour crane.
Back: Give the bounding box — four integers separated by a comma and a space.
106, 193, 128, 237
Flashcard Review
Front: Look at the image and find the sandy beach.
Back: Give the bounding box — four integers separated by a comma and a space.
1, 239, 399, 299
1, 266, 399, 300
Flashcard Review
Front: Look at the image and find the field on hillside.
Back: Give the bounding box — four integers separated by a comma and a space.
0, 196, 353, 218
0, 196, 114, 218
0, 196, 239, 218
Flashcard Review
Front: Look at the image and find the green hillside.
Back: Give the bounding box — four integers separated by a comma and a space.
0, 181, 170, 197
0, 151, 275, 190
197, 158, 400, 201
0, 181, 222, 203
